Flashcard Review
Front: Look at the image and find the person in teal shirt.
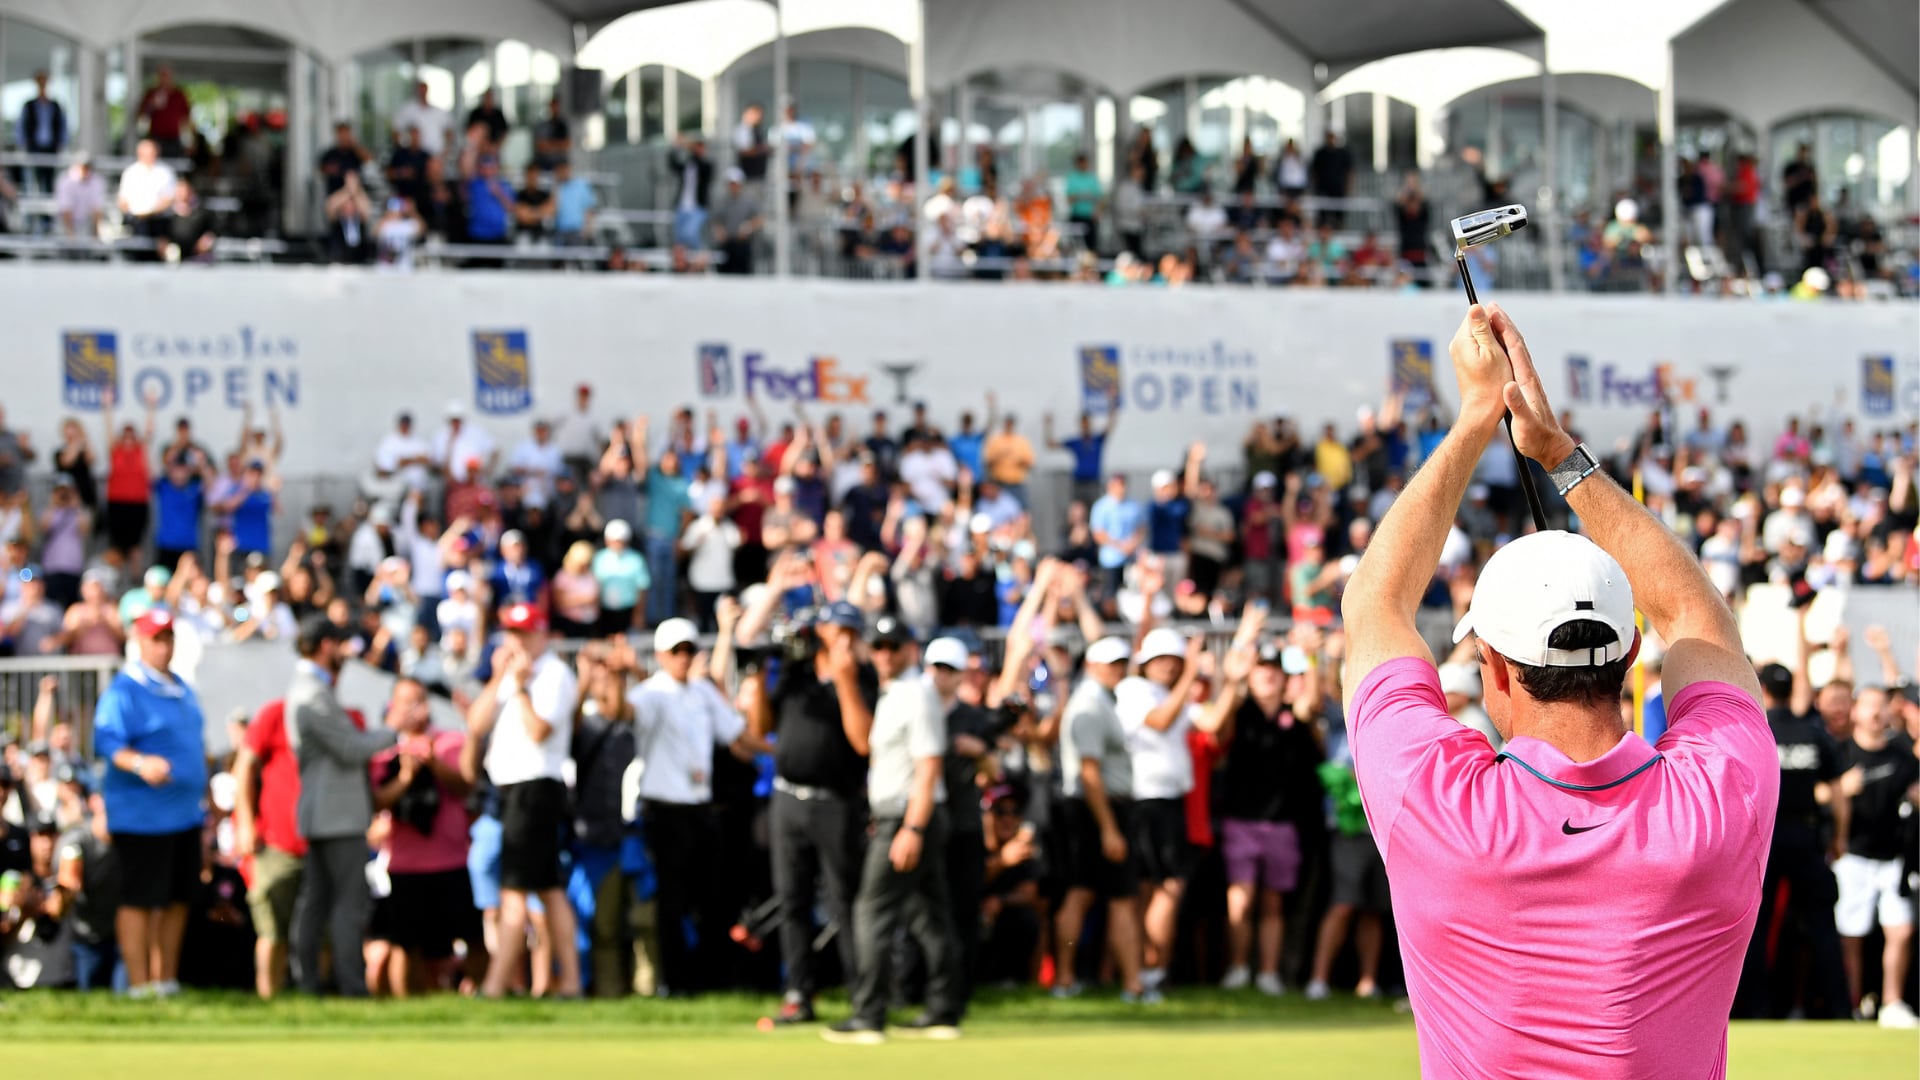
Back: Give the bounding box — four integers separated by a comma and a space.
592, 519, 649, 634
1064, 152, 1103, 245
643, 449, 693, 625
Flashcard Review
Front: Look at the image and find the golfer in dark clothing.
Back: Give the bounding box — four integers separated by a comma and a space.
744, 600, 876, 1024
825, 620, 963, 1044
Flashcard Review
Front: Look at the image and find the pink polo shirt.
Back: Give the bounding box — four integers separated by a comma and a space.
1351, 658, 1778, 1080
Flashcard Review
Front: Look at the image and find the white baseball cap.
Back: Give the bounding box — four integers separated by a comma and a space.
1085, 637, 1132, 666
1451, 531, 1636, 668
446, 399, 467, 418
1779, 486, 1805, 508
1150, 469, 1176, 489
653, 618, 700, 653
924, 637, 971, 670
445, 570, 473, 593
1135, 627, 1188, 665
604, 519, 632, 542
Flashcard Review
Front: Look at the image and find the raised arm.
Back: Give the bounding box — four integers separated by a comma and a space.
1341, 308, 1510, 704
1492, 303, 1759, 702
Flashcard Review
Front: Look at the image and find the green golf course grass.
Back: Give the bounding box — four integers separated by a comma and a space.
1, 988, 1911, 1077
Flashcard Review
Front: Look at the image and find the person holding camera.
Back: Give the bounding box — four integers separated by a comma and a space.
825, 619, 963, 1044
371, 676, 473, 997
287, 614, 398, 997
740, 590, 877, 1025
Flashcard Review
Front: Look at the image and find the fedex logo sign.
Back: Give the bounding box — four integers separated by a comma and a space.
1566, 356, 1717, 408
742, 352, 869, 403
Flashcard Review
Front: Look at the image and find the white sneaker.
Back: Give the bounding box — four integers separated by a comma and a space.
1879, 1000, 1919, 1029
154, 980, 181, 998
1305, 980, 1331, 1001
1220, 966, 1251, 991
127, 984, 155, 1001
1141, 967, 1166, 991
1255, 972, 1286, 997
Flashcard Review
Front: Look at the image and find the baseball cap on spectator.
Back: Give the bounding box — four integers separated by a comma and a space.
605, 520, 633, 543
245, 552, 268, 570
499, 603, 547, 633
654, 618, 700, 653
868, 615, 912, 647
1780, 486, 1805, 508
1255, 642, 1286, 667
1150, 469, 1176, 489
501, 529, 526, 547
925, 637, 971, 670
250, 572, 283, 599
446, 399, 467, 419
82, 566, 113, 587
814, 601, 866, 631
724, 166, 746, 184
296, 612, 352, 653
370, 503, 395, 527
133, 607, 176, 637
1086, 637, 1132, 666
1136, 627, 1187, 664
1452, 531, 1635, 668
1757, 663, 1794, 701
446, 570, 474, 593
145, 565, 172, 590
970, 513, 993, 535
29, 810, 58, 835
1253, 471, 1277, 489
26, 740, 50, 758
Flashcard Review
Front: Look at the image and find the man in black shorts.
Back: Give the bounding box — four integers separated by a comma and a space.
469, 603, 581, 998
1052, 636, 1152, 1002
91, 607, 208, 998
372, 676, 478, 994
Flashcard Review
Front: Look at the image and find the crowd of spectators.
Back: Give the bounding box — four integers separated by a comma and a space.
0, 358, 1916, 1025
10, 73, 1908, 295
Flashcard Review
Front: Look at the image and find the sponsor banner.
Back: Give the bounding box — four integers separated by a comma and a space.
471, 329, 533, 415
1389, 339, 1434, 410
4, 269, 1914, 477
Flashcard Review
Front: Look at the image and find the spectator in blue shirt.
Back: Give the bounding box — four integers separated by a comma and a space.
151, 451, 213, 573
949, 393, 995, 480
592, 520, 649, 634
92, 607, 208, 999
222, 461, 277, 557
1146, 447, 1200, 588
465, 155, 514, 245
551, 161, 598, 244
488, 528, 547, 612
1047, 405, 1118, 509
1089, 474, 1144, 596
640, 441, 693, 626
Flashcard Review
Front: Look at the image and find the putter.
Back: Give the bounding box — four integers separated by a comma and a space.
1450, 204, 1548, 532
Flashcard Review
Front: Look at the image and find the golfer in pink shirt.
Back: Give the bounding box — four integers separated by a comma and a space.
1342, 304, 1778, 1079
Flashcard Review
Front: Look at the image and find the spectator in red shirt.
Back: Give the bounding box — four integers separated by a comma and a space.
232, 699, 299, 999
136, 66, 192, 158
101, 388, 155, 569
1241, 472, 1282, 604
1730, 153, 1765, 277
370, 677, 474, 997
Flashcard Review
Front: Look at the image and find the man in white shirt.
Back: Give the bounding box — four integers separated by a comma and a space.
555, 383, 601, 480
899, 434, 957, 516
433, 401, 498, 486
826, 618, 963, 1044
467, 603, 580, 998
509, 419, 566, 511
392, 82, 453, 158
1115, 626, 1203, 994
627, 618, 748, 994
116, 138, 176, 239
373, 412, 433, 494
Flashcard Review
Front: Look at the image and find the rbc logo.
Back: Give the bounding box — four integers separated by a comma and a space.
62, 331, 119, 409
471, 330, 532, 416
1079, 345, 1122, 414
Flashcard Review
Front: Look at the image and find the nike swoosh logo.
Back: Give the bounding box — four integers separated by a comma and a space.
1562, 819, 1608, 835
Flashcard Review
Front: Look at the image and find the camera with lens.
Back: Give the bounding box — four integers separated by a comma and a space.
769, 606, 821, 664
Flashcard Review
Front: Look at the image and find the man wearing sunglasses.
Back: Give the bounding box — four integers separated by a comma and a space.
627, 617, 749, 995
826, 617, 962, 1044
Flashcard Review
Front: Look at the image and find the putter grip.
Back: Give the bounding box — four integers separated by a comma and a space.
1459, 255, 1547, 531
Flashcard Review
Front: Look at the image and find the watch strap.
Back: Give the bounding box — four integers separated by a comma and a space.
1548, 443, 1600, 497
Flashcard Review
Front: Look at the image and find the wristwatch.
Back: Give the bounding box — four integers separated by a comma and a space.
1548, 442, 1602, 497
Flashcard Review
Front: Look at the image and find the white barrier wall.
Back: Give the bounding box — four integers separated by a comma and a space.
6, 267, 1917, 476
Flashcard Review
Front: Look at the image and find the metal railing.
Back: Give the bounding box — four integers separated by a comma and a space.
0, 654, 122, 760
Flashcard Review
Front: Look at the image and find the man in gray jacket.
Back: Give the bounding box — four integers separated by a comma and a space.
287, 614, 398, 996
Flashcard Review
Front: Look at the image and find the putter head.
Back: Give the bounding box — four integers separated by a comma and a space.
1451, 205, 1529, 254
